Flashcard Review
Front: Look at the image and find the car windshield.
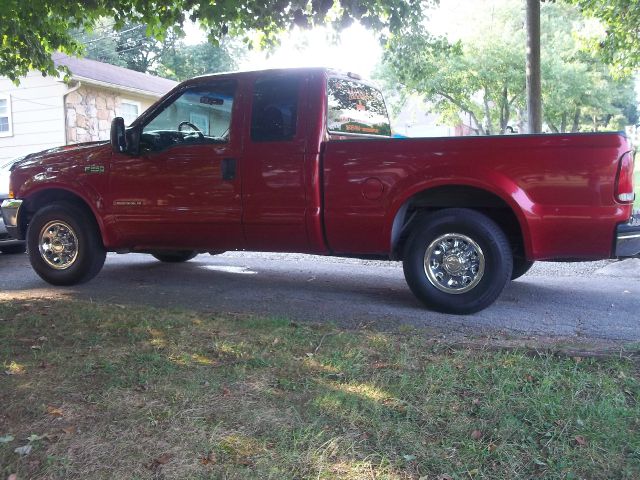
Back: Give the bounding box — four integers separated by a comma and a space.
327, 77, 391, 137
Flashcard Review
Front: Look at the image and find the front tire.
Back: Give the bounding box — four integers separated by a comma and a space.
402, 208, 512, 314
27, 202, 106, 285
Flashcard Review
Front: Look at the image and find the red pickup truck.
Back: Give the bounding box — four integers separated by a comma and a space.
2, 68, 638, 314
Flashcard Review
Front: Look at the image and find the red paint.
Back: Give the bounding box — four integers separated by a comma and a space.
9, 68, 634, 262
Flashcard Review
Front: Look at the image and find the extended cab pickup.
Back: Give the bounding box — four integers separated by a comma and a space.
2, 68, 639, 313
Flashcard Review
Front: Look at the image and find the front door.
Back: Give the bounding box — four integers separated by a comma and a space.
107, 80, 244, 251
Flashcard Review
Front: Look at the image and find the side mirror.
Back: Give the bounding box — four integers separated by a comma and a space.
110, 117, 127, 153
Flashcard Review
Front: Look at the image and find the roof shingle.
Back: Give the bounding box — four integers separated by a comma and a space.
53, 53, 178, 96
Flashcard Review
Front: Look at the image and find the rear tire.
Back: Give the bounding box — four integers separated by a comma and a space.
0, 244, 26, 254
151, 251, 198, 263
27, 202, 106, 285
402, 208, 512, 314
511, 258, 534, 280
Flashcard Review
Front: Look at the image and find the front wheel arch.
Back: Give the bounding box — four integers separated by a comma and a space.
21, 188, 106, 245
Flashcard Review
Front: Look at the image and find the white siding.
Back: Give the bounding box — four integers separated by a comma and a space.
0, 72, 67, 163
120, 93, 157, 117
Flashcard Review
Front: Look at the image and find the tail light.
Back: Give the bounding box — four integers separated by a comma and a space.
615, 151, 635, 203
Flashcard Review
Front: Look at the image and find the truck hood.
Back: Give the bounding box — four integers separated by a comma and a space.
12, 141, 110, 171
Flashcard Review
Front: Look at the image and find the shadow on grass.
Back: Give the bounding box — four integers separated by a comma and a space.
1, 298, 639, 479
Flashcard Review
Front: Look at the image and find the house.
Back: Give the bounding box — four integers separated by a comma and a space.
0, 53, 177, 163
392, 96, 458, 137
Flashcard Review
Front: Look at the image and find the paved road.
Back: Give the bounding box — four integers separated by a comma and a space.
1, 251, 639, 342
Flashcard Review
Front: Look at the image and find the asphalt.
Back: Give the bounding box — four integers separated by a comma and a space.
0, 251, 639, 342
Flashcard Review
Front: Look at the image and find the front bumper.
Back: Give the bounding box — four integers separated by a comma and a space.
0, 198, 23, 241
615, 214, 640, 258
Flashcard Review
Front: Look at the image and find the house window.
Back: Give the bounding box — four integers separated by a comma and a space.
119, 100, 141, 126
0, 94, 13, 137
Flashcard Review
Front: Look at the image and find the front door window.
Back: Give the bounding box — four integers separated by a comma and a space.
141, 81, 236, 152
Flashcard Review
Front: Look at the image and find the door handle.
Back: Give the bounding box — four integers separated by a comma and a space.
221, 158, 237, 180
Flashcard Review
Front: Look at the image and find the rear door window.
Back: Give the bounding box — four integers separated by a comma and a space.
251, 77, 300, 142
327, 78, 391, 137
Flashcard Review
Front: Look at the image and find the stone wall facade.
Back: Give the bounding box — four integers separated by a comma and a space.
65, 86, 121, 144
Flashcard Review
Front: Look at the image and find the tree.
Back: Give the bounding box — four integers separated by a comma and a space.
379, 0, 637, 135
1, 0, 428, 84
112, 23, 181, 73
565, 0, 640, 76
540, 2, 636, 132
155, 41, 241, 81
79, 20, 240, 80
381, 1, 528, 135
80, 21, 180, 73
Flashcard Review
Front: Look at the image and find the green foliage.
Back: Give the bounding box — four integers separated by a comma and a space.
381, 1, 528, 135
80, 20, 240, 80
380, 0, 637, 135
155, 41, 241, 81
540, 3, 637, 133
1, 0, 428, 84
566, 0, 640, 76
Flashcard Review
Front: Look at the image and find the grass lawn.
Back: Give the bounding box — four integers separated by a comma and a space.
1, 299, 639, 479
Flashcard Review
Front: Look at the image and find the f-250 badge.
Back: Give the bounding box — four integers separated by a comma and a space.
84, 165, 105, 174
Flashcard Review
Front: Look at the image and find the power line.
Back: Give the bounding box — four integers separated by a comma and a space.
71, 23, 147, 49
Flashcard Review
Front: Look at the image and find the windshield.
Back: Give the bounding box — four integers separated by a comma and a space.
327, 77, 391, 137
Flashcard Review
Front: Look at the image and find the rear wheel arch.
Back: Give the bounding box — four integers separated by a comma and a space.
390, 185, 529, 262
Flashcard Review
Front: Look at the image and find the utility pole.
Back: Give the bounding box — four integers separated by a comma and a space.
525, 0, 542, 133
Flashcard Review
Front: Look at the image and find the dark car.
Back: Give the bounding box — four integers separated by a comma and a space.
0, 159, 26, 254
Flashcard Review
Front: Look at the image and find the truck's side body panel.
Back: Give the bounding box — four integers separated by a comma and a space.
7, 68, 634, 263
322, 134, 633, 260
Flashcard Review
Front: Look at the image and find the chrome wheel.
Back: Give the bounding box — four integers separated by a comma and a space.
424, 233, 485, 294
38, 221, 79, 270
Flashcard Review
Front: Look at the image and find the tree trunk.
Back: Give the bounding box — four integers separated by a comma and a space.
525, 0, 542, 133
500, 85, 510, 134
483, 88, 493, 135
571, 108, 580, 132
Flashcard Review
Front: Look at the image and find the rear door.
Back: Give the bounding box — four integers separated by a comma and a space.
240, 73, 310, 251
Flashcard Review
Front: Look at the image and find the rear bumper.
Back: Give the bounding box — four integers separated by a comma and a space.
0, 198, 23, 240
615, 214, 640, 258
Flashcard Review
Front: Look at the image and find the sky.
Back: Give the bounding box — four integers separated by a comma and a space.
184, 22, 381, 78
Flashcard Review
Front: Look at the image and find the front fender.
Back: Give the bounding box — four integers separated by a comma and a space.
18, 181, 110, 247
